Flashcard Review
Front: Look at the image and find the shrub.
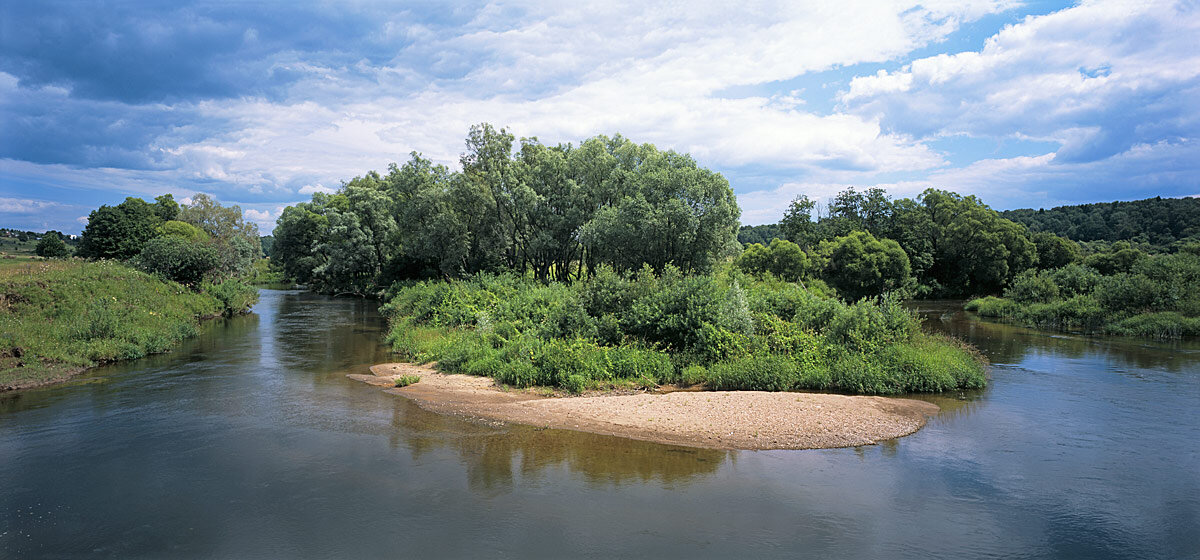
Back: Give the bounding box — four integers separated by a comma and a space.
965, 296, 1017, 317
394, 375, 421, 387
707, 355, 799, 391
1004, 270, 1059, 304
680, 365, 708, 387
563, 374, 587, 394
133, 236, 221, 286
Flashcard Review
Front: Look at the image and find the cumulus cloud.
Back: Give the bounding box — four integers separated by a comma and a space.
298, 184, 334, 195
0, 196, 63, 213
842, 1, 1200, 164
2, 0, 1196, 232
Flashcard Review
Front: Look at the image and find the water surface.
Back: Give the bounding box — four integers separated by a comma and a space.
1, 292, 1197, 558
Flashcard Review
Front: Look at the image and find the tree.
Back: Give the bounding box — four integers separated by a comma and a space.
818, 231, 911, 300
154, 194, 180, 222
132, 237, 220, 286
179, 194, 262, 278
780, 195, 816, 249
157, 220, 208, 242
271, 197, 332, 283
736, 239, 808, 281
77, 197, 162, 260
1033, 231, 1081, 269
35, 231, 70, 258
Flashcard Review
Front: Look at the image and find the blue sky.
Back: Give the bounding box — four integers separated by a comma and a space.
2, 0, 1198, 234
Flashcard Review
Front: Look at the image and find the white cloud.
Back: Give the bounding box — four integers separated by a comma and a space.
128, 1, 1010, 196
842, 1, 1200, 163
298, 184, 335, 195
0, 197, 62, 213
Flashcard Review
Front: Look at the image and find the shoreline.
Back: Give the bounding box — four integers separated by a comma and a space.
353, 363, 941, 451
1, 310, 231, 394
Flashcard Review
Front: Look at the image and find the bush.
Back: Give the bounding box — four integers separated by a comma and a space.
1106, 313, 1200, 339
382, 269, 987, 395
707, 354, 800, 391
133, 236, 221, 286
200, 279, 259, 316
394, 375, 421, 387
1004, 270, 1059, 304
680, 365, 708, 387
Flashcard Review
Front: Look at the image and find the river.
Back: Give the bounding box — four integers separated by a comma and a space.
1, 291, 1197, 558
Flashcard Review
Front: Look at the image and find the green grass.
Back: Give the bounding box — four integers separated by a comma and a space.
966, 295, 1200, 339
0, 260, 258, 389
393, 374, 421, 387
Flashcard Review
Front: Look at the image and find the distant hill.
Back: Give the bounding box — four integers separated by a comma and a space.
1001, 196, 1200, 249
737, 224, 783, 246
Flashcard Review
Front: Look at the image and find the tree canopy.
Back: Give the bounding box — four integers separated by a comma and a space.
271, 125, 742, 295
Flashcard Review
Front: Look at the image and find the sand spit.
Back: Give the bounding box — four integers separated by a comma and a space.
351, 363, 940, 451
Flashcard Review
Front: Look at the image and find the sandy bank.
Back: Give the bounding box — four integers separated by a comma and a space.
351, 363, 940, 450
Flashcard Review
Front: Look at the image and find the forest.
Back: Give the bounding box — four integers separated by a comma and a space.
1003, 196, 1200, 251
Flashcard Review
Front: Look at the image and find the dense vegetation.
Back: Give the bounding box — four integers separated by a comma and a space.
0, 194, 262, 389
272, 124, 740, 295
382, 268, 986, 395
765, 187, 1040, 298
1003, 196, 1200, 250
737, 224, 783, 245
0, 261, 253, 389
966, 243, 1200, 338
266, 125, 988, 395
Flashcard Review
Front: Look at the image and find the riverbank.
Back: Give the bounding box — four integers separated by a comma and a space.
352, 362, 940, 450
0, 260, 258, 391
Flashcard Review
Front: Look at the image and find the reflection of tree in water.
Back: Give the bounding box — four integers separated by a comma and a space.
916, 302, 1200, 374
386, 398, 731, 493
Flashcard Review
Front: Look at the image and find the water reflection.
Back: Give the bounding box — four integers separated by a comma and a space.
383, 393, 730, 493
0, 291, 1195, 559
914, 300, 1200, 372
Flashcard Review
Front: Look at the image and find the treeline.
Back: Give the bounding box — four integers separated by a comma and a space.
737, 224, 783, 245
966, 243, 1200, 338
745, 187, 1055, 298
272, 124, 740, 295
1003, 196, 1200, 250
75, 194, 262, 289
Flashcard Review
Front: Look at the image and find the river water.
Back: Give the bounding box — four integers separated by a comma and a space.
1, 291, 1197, 559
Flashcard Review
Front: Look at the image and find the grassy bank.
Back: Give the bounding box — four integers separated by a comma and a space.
381, 268, 986, 395
0, 259, 258, 390
965, 250, 1200, 339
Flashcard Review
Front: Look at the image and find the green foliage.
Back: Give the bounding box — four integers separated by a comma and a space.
132, 236, 220, 286
736, 239, 808, 281
737, 224, 783, 246
1004, 270, 1060, 304
157, 220, 209, 242
199, 279, 259, 317
0, 261, 255, 388
382, 270, 985, 394
178, 194, 262, 280
77, 197, 163, 260
272, 125, 741, 294
394, 375, 421, 387
1032, 232, 1081, 269
818, 230, 911, 300
35, 231, 70, 258
1003, 195, 1200, 249
967, 248, 1200, 338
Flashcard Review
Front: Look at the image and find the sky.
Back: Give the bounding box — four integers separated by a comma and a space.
1, 0, 1198, 235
